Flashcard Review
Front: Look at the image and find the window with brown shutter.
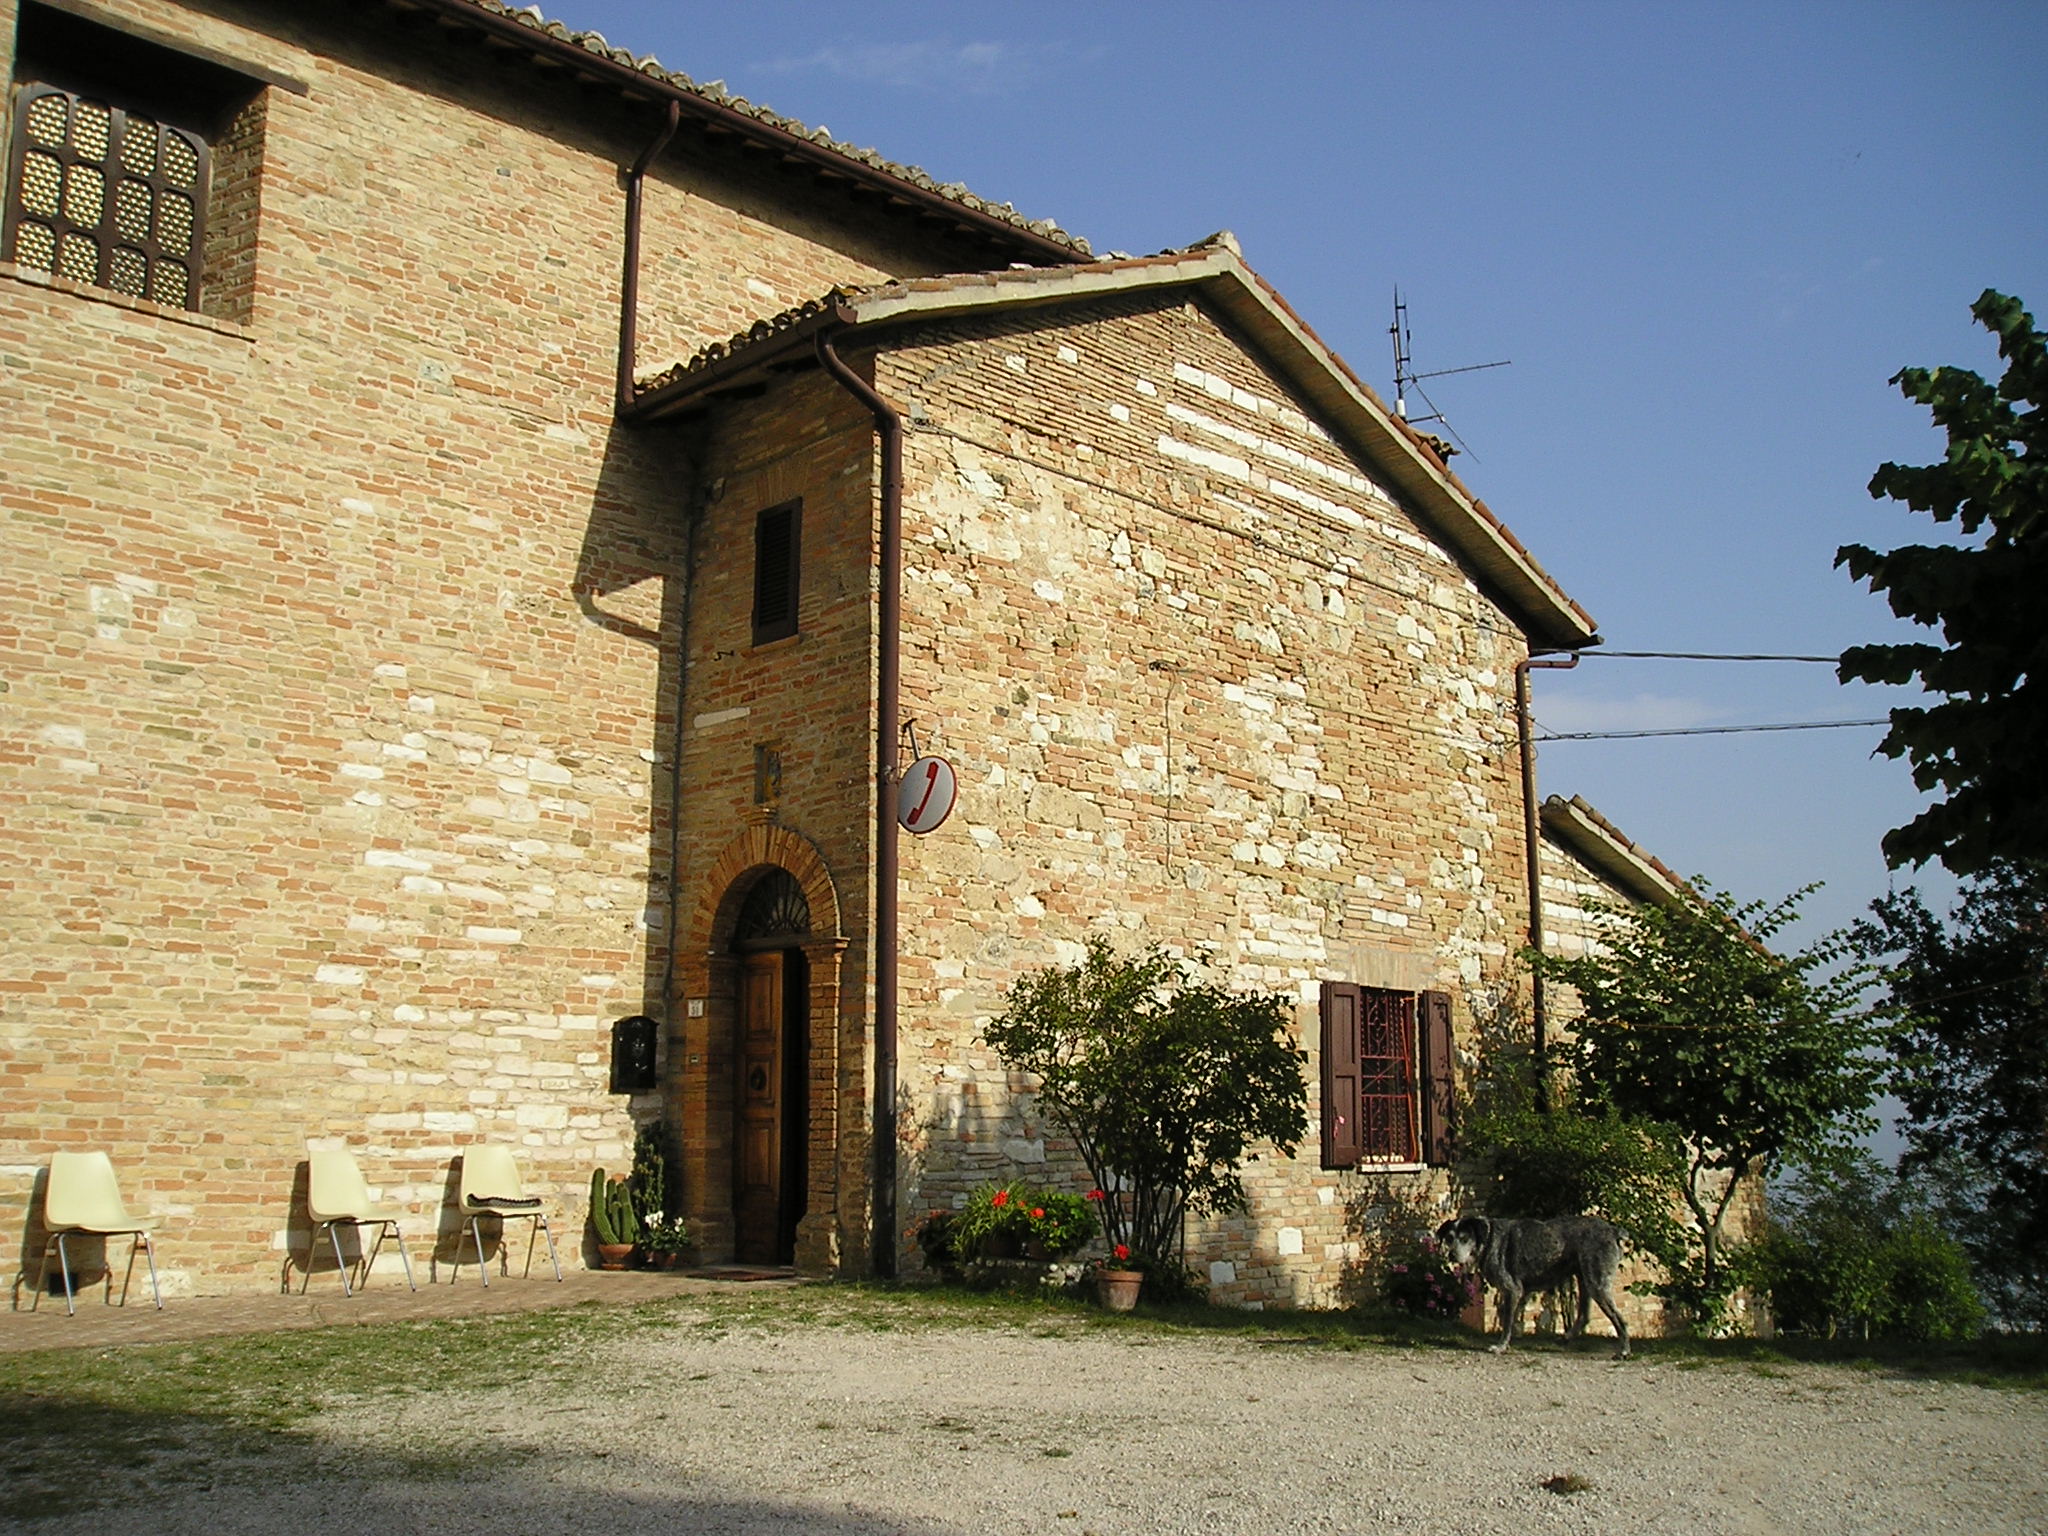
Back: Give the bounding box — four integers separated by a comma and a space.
1322, 983, 1456, 1168
751, 501, 801, 646
1320, 982, 1363, 1169
1357, 988, 1420, 1163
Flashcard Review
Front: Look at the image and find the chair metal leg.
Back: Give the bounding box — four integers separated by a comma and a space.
139, 1232, 162, 1310
521, 1218, 538, 1279
360, 1222, 384, 1293
328, 1221, 354, 1296
29, 1236, 60, 1314
471, 1215, 490, 1287
539, 1215, 562, 1282
53, 1233, 78, 1315
392, 1224, 418, 1292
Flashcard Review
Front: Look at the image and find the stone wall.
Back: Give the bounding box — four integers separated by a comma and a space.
868, 293, 1536, 1307
0, 0, 983, 1291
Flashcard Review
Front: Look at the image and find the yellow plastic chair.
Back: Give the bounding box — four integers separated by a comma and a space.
453, 1145, 561, 1286
304, 1149, 418, 1297
34, 1152, 162, 1314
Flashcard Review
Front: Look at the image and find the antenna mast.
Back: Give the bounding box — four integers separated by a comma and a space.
1387, 288, 1510, 456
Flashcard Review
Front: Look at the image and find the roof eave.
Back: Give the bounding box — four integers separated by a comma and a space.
626, 250, 1599, 646
1540, 795, 1687, 907
387, 0, 1088, 265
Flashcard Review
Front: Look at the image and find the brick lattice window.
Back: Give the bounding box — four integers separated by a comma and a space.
7, 82, 210, 309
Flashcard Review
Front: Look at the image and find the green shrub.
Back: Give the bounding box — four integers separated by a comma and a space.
1750, 1150, 1985, 1342
1380, 1234, 1477, 1321
947, 1181, 1034, 1258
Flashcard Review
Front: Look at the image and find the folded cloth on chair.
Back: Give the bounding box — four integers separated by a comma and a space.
467, 1195, 542, 1210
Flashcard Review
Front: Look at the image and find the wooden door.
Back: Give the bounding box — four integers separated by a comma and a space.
734, 953, 783, 1264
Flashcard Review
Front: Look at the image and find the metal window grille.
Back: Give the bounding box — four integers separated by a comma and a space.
1357, 988, 1420, 1162
6, 82, 209, 310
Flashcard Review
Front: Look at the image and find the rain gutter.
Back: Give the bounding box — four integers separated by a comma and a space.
618, 99, 680, 413
814, 329, 904, 1281
1517, 649, 1582, 1108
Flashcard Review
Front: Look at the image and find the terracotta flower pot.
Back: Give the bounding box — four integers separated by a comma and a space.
596, 1242, 635, 1271
1095, 1268, 1144, 1312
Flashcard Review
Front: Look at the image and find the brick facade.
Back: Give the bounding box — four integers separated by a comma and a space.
4, 0, 1652, 1309
0, 0, 1015, 1294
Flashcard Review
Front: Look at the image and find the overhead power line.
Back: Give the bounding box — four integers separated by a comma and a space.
1575, 650, 1842, 664
1536, 718, 1890, 742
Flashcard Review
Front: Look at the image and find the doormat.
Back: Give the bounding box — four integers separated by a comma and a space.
680, 1265, 796, 1283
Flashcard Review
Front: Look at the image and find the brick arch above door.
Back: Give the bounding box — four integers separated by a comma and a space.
687, 822, 844, 955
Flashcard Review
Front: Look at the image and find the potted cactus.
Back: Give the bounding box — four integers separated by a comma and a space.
588, 1169, 641, 1269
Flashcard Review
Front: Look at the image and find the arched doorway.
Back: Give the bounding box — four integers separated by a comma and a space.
731, 868, 811, 1265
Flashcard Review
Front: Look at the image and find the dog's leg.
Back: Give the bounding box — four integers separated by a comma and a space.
1588, 1280, 1630, 1359
1568, 1275, 1590, 1343
1490, 1279, 1523, 1353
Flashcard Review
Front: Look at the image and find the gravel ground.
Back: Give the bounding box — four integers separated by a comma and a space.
28, 1310, 2048, 1535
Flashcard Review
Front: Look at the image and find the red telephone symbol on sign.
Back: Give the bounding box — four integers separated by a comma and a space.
897, 755, 957, 834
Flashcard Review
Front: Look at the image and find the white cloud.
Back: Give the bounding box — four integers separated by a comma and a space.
752, 39, 1094, 97
1534, 691, 1727, 736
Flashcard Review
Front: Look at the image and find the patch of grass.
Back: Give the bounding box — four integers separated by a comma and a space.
1541, 1472, 1594, 1496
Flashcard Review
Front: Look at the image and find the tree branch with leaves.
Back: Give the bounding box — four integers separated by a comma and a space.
1837, 288, 2048, 875
1533, 884, 1883, 1304
982, 938, 1308, 1273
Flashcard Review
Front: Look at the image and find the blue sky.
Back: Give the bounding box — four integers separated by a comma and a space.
545, 0, 2045, 944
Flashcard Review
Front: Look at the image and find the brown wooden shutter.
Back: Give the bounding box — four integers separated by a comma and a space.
1320, 982, 1362, 1169
752, 501, 800, 645
1419, 989, 1456, 1167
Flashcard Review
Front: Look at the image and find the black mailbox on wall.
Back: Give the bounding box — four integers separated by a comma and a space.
609, 1014, 659, 1093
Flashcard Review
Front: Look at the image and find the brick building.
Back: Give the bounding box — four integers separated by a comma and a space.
4, 0, 1654, 1303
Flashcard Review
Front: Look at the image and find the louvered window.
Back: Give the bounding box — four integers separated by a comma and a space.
1320, 983, 1456, 1168
752, 501, 801, 646
6, 82, 209, 310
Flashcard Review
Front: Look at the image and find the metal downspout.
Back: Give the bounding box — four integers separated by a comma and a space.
814, 330, 904, 1280
1516, 650, 1580, 1108
617, 101, 681, 414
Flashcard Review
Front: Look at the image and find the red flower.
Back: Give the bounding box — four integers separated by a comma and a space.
1114, 1243, 1130, 1261
1031, 1207, 1045, 1220
1086, 1189, 1105, 1202
991, 1190, 1008, 1207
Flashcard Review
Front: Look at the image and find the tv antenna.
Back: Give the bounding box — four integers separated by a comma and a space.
1390, 288, 1509, 459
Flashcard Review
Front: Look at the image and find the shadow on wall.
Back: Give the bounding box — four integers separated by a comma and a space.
898, 1074, 1085, 1280
1337, 1175, 1454, 1310
574, 417, 701, 1047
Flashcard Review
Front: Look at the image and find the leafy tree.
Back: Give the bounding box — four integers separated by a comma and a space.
1457, 977, 1691, 1280
1857, 858, 2048, 1329
982, 938, 1308, 1271
1837, 289, 2048, 875
1749, 1146, 1984, 1342
1533, 885, 1883, 1302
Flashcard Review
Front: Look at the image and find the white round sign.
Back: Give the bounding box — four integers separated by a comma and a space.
897, 755, 958, 834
